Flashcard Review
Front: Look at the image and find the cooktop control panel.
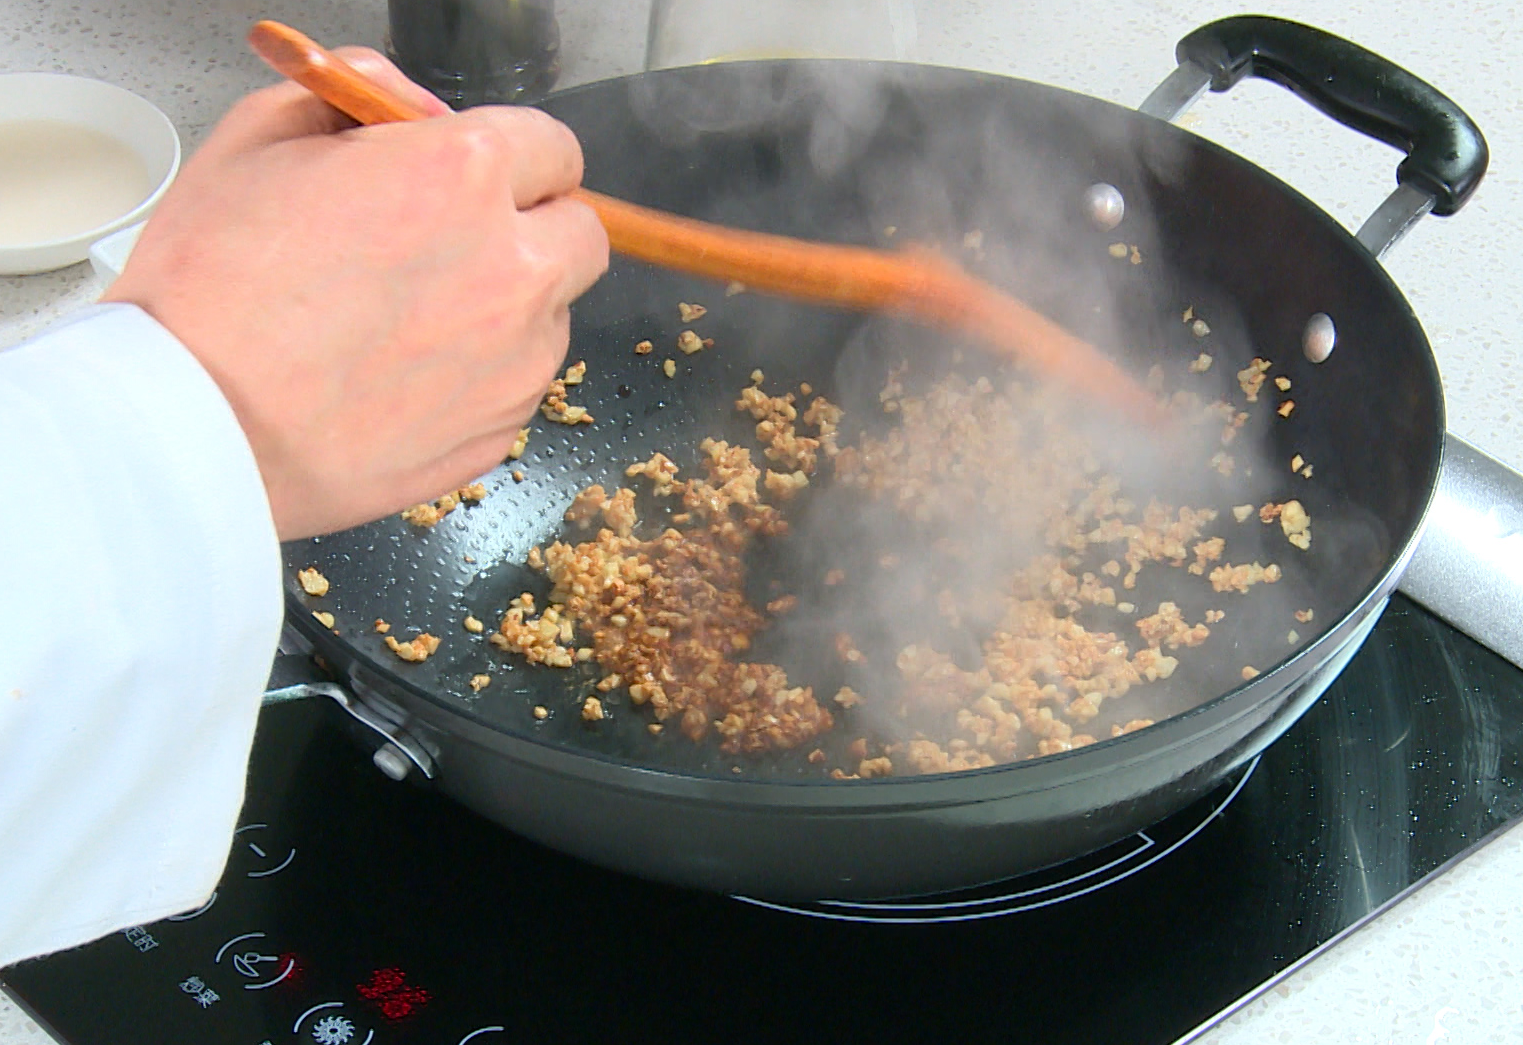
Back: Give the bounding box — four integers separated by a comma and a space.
8, 595, 1523, 1045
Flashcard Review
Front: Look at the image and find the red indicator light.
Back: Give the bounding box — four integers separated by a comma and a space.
358, 967, 432, 1021
277, 953, 306, 990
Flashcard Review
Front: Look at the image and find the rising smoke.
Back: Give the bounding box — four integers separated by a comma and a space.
575, 52, 1366, 771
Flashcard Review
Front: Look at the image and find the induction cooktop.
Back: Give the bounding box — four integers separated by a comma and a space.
7, 593, 1523, 1045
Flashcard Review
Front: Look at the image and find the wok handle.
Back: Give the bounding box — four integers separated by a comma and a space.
1175, 16, 1488, 218
264, 639, 437, 781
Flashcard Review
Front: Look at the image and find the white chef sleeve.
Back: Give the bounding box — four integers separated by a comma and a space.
0, 303, 284, 969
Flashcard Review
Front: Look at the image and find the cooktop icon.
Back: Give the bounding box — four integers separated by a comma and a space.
165, 892, 217, 922
294, 1002, 372, 1045
234, 823, 297, 878
214, 932, 297, 990
310, 1014, 354, 1045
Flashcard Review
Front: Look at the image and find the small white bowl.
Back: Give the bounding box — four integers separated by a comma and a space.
0, 73, 180, 276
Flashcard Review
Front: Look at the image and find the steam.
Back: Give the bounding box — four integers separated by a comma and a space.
611, 57, 1323, 769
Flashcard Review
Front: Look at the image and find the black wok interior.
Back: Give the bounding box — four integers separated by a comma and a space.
283, 60, 1443, 784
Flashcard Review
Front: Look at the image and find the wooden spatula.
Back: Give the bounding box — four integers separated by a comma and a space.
248, 20, 1156, 419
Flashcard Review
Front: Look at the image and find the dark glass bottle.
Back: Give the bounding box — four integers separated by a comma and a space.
386, 0, 560, 109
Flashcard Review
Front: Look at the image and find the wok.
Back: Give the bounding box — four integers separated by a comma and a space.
271, 17, 1494, 899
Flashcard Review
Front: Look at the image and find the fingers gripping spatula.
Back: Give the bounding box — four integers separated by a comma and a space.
248, 19, 1157, 420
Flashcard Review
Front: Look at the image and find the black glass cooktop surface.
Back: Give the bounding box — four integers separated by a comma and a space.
7, 594, 1523, 1045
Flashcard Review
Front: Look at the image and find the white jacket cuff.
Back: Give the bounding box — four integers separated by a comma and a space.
0, 303, 284, 969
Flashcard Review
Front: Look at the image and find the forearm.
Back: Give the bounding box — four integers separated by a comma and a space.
0, 304, 283, 969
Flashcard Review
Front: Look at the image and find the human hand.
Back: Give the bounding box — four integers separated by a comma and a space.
104, 49, 609, 540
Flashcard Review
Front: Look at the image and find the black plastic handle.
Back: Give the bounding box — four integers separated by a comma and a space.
1177, 16, 1488, 216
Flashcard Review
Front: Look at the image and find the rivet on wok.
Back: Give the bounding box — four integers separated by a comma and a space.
1303, 313, 1336, 363
1084, 183, 1125, 231
373, 743, 412, 781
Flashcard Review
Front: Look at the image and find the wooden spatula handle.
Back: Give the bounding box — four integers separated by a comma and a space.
249, 21, 435, 123
248, 20, 1157, 419
250, 22, 930, 306
248, 21, 899, 302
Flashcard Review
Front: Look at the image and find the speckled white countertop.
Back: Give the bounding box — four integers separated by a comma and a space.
3, 0, 1522, 1041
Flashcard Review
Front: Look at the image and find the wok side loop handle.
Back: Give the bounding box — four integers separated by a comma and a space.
1175, 16, 1489, 219
263, 638, 437, 782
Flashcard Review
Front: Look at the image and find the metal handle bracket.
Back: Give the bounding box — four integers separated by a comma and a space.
264, 678, 437, 781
